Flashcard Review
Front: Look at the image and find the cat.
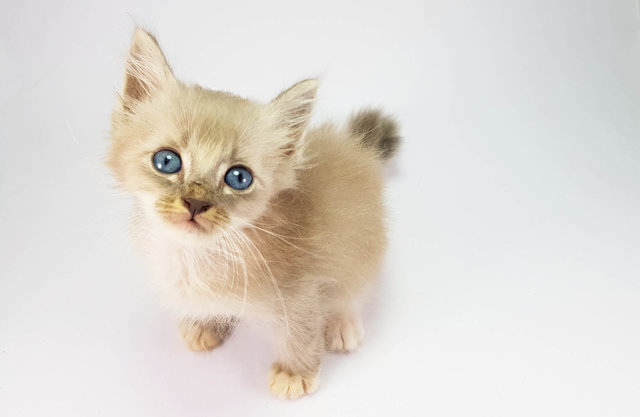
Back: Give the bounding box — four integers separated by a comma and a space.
108, 28, 400, 399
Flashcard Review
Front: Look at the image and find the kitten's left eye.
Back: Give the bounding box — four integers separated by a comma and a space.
225, 166, 253, 190
153, 149, 182, 174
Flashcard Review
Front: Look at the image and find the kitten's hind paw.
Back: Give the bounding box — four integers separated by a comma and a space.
178, 319, 234, 352
268, 364, 318, 399
325, 313, 364, 352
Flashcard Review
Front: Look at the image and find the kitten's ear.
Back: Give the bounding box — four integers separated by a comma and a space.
121, 29, 175, 105
269, 79, 318, 153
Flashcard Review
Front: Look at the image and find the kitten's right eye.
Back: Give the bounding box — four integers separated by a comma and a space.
153, 149, 182, 174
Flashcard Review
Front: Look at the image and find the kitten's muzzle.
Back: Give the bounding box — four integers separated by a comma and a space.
182, 198, 212, 218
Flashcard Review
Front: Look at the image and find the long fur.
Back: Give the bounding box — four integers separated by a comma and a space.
348, 108, 401, 161
108, 29, 400, 399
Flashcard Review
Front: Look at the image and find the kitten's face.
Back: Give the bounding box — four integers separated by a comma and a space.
108, 30, 316, 246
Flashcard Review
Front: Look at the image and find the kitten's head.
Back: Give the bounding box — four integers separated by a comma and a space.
108, 29, 317, 245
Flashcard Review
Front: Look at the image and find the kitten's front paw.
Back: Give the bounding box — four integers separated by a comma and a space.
268, 364, 318, 399
178, 320, 231, 352
325, 314, 364, 352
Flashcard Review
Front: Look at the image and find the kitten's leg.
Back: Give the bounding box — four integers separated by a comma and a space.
324, 308, 364, 353
268, 313, 324, 399
178, 317, 236, 352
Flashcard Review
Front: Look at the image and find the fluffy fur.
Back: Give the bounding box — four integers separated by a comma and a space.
108, 29, 399, 399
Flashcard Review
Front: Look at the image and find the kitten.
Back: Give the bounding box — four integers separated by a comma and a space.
108, 29, 399, 399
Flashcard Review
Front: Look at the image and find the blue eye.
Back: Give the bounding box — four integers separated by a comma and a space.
153, 149, 182, 174
225, 166, 253, 190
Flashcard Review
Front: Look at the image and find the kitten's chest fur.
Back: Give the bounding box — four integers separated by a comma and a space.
145, 239, 257, 318
139, 226, 294, 320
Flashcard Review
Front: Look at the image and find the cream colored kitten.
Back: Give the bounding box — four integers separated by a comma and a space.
108, 29, 399, 399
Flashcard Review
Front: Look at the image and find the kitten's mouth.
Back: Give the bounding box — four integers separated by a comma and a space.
161, 205, 229, 235
165, 212, 210, 233
185, 218, 206, 231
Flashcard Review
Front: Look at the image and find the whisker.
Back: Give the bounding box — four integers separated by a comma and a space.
244, 221, 316, 256
222, 228, 249, 318
227, 225, 290, 334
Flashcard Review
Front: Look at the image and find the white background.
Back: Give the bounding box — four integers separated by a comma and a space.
1, 1, 639, 416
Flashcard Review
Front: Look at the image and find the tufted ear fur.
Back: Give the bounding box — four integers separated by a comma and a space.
269, 79, 318, 157
121, 29, 175, 107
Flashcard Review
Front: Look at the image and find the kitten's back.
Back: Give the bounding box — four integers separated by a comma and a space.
282, 122, 393, 302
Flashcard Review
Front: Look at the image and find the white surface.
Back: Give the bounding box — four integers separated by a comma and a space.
1, 1, 640, 415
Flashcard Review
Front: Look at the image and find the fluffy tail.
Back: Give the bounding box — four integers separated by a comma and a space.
348, 109, 400, 161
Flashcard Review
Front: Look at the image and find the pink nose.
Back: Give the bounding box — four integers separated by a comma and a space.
182, 198, 212, 217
